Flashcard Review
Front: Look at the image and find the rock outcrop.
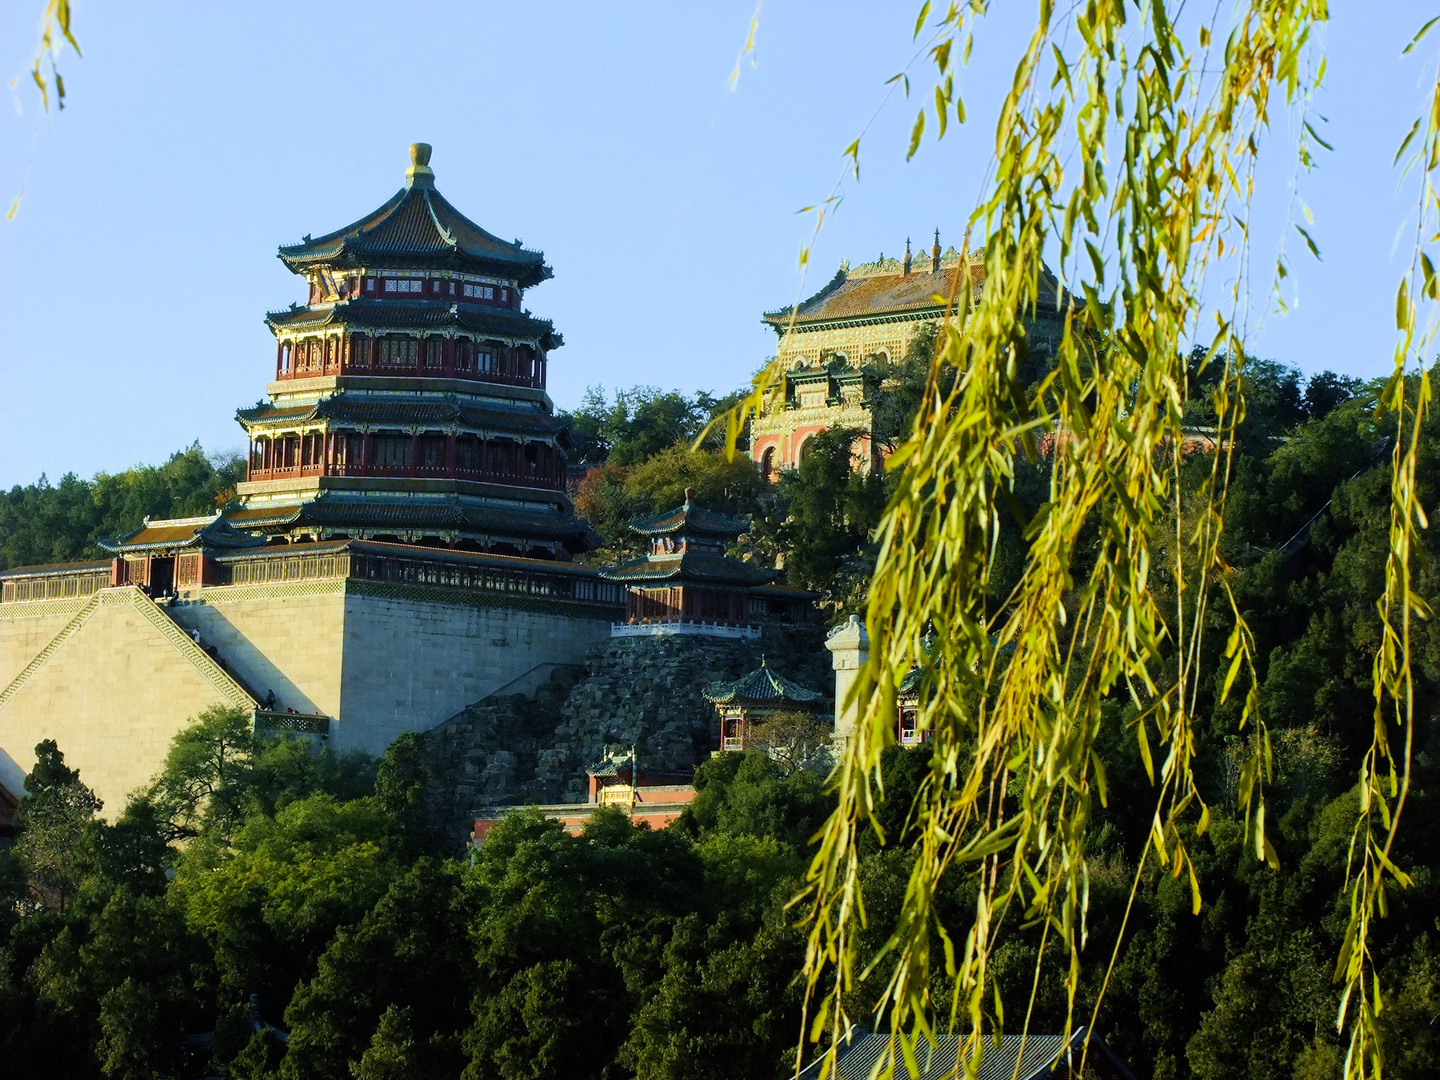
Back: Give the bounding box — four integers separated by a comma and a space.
421, 623, 830, 837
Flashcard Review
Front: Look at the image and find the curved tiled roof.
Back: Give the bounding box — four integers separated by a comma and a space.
265, 298, 560, 350
764, 258, 1065, 330
794, 1028, 1135, 1080
898, 667, 922, 696
703, 661, 826, 707
278, 156, 550, 287
229, 497, 595, 547
599, 552, 774, 588
101, 514, 266, 554
236, 395, 564, 439
628, 499, 749, 539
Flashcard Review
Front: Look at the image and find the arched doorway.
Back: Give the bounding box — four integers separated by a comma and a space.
794, 435, 813, 468
760, 446, 776, 482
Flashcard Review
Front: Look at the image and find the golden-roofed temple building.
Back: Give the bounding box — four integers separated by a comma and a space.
750, 232, 1066, 478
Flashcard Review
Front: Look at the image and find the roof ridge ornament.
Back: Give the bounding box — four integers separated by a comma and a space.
405, 142, 435, 189
424, 190, 456, 246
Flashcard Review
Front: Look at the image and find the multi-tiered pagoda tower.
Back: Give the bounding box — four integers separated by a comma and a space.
232, 144, 594, 557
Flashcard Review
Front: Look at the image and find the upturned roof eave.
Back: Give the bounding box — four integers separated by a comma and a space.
703, 665, 827, 706
262, 299, 559, 345
278, 243, 550, 287
276, 184, 550, 288
626, 503, 749, 539
598, 559, 776, 588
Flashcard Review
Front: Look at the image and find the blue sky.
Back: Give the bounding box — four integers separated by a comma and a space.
0, 3, 1435, 488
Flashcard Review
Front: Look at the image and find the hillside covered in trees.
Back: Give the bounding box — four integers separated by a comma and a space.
1, 363, 1438, 1079
0, 445, 244, 572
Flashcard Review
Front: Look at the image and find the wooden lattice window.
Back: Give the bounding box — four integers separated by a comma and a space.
373, 435, 410, 469
420, 435, 446, 468
379, 337, 418, 368
456, 437, 478, 471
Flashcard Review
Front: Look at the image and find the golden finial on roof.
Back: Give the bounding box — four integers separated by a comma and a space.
406, 143, 435, 187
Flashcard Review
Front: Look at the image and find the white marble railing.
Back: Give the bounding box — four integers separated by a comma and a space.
610, 621, 761, 641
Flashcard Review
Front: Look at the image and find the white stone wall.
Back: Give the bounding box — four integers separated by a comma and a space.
0, 598, 87, 688
0, 579, 614, 804
0, 589, 253, 813
167, 581, 347, 717
336, 588, 611, 756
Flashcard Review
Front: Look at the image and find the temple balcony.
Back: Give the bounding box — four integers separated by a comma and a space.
273, 363, 546, 391
245, 461, 565, 491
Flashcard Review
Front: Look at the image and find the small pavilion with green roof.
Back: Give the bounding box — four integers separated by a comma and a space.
703, 658, 829, 753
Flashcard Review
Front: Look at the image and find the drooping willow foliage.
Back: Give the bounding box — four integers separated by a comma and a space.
722, 3, 1440, 1079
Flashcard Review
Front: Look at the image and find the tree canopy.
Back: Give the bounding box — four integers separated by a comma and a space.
0, 444, 244, 572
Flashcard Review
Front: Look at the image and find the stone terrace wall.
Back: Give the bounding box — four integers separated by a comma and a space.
422, 623, 830, 841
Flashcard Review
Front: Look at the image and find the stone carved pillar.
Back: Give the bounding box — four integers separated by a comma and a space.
825, 614, 869, 745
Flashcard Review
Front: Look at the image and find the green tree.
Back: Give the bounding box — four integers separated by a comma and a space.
172, 793, 400, 1011
574, 445, 767, 554
757, 12, 1440, 1079
561, 387, 735, 468
14, 741, 103, 911
461, 809, 708, 1080
0, 444, 245, 571
282, 861, 473, 1080
147, 704, 258, 842
749, 426, 886, 612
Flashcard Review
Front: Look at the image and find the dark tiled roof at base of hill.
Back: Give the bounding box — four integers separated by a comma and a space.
752, 582, 817, 598
265, 299, 559, 349
277, 182, 551, 287
599, 553, 775, 587
703, 663, 826, 707
628, 502, 748, 538
765, 263, 1064, 328
796, 1029, 1137, 1080
235, 396, 564, 439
